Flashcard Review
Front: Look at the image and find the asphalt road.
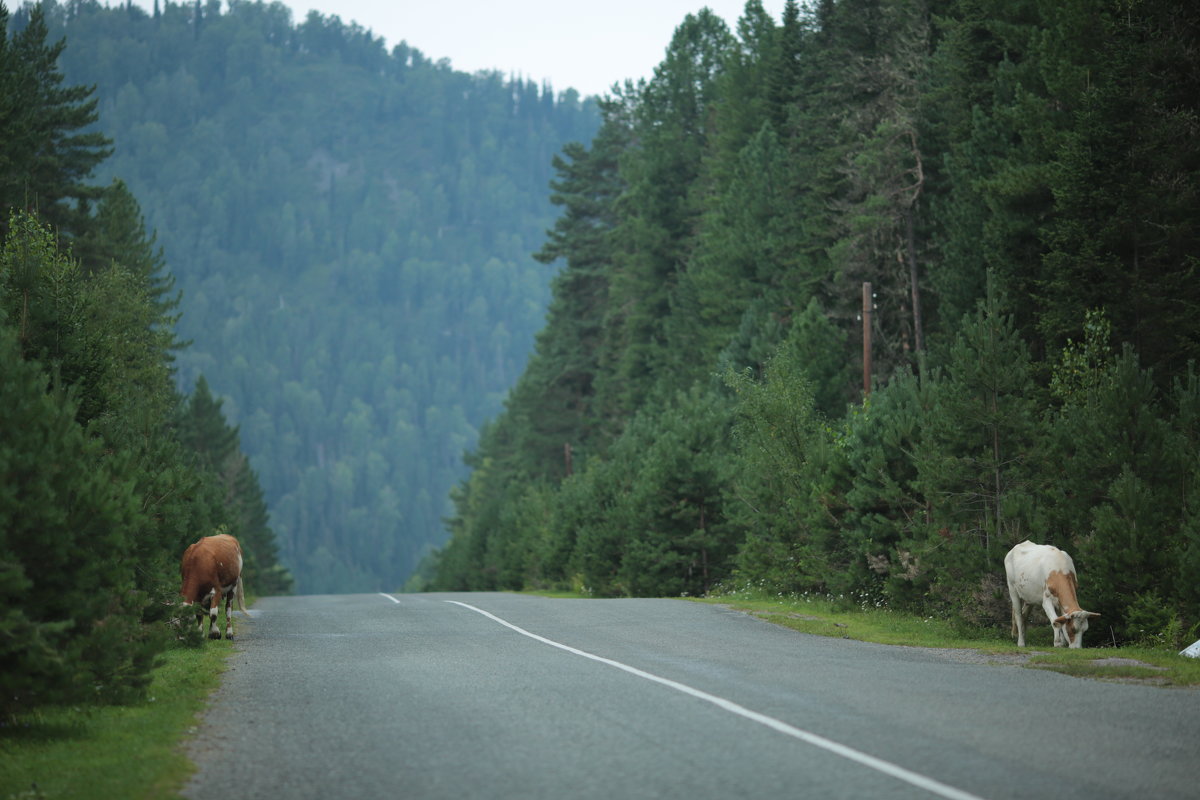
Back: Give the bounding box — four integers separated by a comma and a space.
183, 593, 1200, 800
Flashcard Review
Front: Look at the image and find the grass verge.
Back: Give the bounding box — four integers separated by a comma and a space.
696, 591, 1200, 687
0, 641, 232, 800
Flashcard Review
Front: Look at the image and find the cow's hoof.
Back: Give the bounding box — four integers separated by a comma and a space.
208, 630, 221, 640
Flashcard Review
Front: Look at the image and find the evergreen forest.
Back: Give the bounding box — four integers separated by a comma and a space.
1, 2, 288, 714
30, 0, 600, 592
430, 0, 1200, 646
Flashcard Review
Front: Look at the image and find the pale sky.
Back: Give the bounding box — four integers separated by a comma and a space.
142, 1, 787, 98
282, 1, 786, 97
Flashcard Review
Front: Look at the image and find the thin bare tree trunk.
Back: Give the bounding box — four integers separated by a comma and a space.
905, 206, 923, 354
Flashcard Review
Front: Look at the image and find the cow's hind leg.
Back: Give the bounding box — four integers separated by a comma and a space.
207, 587, 222, 639
1010, 593, 1028, 647
223, 586, 234, 640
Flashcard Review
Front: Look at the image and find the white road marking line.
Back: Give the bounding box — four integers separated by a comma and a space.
379, 592, 401, 604
446, 600, 986, 800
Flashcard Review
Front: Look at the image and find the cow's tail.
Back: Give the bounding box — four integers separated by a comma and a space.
236, 575, 250, 616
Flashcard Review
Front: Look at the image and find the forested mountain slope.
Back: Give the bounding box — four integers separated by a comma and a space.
431, 0, 1200, 646
37, 0, 600, 592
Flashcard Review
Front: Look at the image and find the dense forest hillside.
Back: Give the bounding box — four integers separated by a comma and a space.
32, 0, 600, 592
431, 0, 1200, 646
2, 3, 287, 713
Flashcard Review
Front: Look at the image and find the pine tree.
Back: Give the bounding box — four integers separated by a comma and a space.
77, 179, 180, 322
598, 11, 736, 413
906, 290, 1041, 621
825, 367, 934, 607
558, 456, 632, 596
177, 375, 293, 594
616, 388, 737, 597
177, 375, 240, 465
725, 336, 839, 595
0, 279, 157, 718
673, 123, 797, 382
0, 3, 111, 242
1172, 367, 1200, 632
665, 4, 804, 387
523, 105, 629, 462
766, 0, 804, 131
825, 0, 931, 370
0, 210, 90, 411
1044, 345, 1180, 639
923, 289, 1039, 555
1037, 0, 1200, 379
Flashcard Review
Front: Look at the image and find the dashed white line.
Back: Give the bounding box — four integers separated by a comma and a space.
445, 599, 987, 800
379, 592, 401, 604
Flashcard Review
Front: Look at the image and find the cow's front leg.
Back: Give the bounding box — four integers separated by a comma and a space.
1042, 596, 1065, 646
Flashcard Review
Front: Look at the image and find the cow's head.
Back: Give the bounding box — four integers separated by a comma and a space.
1053, 610, 1101, 648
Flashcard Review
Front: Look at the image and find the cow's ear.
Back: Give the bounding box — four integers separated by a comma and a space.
1053, 615, 1068, 625
1087, 612, 1101, 618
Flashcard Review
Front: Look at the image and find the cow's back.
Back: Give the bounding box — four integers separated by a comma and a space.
180, 534, 243, 602
1004, 540, 1074, 603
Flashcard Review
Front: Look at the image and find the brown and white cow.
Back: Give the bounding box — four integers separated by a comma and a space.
180, 533, 249, 640
1004, 540, 1099, 648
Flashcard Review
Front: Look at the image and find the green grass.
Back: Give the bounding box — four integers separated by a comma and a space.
1021, 646, 1200, 684
696, 592, 1013, 648
0, 642, 232, 800
521, 588, 590, 599
696, 590, 1200, 686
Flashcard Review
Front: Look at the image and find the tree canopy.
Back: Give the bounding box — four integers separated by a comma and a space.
431, 0, 1200, 646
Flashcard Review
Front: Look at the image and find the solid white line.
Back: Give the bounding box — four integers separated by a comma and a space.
445, 600, 987, 800
379, 592, 401, 604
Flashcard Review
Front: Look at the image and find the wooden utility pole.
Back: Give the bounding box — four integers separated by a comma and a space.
862, 282, 873, 397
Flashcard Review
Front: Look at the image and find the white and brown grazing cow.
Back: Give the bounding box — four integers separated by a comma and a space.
1004, 540, 1099, 648
180, 533, 249, 640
